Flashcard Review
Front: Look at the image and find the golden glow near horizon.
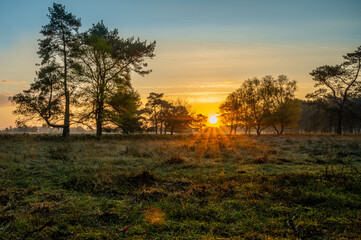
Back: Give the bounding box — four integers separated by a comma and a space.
208, 114, 219, 125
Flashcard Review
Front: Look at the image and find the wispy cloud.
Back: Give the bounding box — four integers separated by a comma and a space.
0, 80, 26, 85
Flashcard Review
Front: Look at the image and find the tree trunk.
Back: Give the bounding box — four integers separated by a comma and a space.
62, 33, 70, 138
280, 123, 284, 135
170, 126, 174, 135
272, 124, 280, 135
337, 110, 343, 135
256, 123, 261, 137
63, 80, 70, 138
154, 111, 158, 135
96, 91, 104, 138
96, 117, 102, 137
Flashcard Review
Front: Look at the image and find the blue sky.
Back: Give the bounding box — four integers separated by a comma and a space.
1, 0, 361, 127
1, 0, 360, 47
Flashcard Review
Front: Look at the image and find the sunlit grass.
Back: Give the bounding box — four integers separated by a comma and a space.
0, 134, 360, 239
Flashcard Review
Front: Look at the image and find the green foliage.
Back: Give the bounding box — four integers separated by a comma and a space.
74, 21, 156, 137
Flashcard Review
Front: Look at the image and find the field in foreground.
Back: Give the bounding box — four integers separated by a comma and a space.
0, 133, 360, 239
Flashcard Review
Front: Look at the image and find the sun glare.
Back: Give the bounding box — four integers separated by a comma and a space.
208, 115, 218, 125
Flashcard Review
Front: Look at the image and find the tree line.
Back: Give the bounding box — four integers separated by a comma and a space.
218, 46, 361, 135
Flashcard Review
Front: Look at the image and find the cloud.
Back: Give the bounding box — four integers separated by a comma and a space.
0, 92, 12, 107
0, 80, 26, 85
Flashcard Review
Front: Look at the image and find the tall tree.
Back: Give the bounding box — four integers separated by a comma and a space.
11, 3, 81, 137
75, 22, 156, 137
38, 3, 81, 137
306, 46, 361, 134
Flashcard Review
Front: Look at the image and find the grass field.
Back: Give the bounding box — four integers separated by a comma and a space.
0, 132, 360, 239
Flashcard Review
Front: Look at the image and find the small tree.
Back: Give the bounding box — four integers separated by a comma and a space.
306, 46, 361, 134
166, 99, 193, 135
107, 88, 143, 134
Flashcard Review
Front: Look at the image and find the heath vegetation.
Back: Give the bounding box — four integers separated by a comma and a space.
0, 133, 360, 239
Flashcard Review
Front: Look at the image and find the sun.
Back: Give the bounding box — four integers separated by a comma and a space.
208, 114, 219, 125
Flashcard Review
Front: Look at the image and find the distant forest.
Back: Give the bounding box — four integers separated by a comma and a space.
8, 3, 361, 136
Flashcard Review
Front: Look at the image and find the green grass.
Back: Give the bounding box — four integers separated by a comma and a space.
0, 133, 360, 239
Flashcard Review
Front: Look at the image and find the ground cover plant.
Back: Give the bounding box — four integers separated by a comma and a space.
0, 132, 360, 239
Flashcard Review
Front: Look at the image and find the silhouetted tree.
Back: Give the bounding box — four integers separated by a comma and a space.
144, 94, 193, 134
193, 114, 208, 131
243, 77, 273, 136
159, 100, 173, 134
219, 92, 241, 134
220, 75, 300, 135
11, 3, 81, 137
266, 75, 300, 135
306, 46, 361, 134
144, 93, 165, 134
166, 99, 193, 135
